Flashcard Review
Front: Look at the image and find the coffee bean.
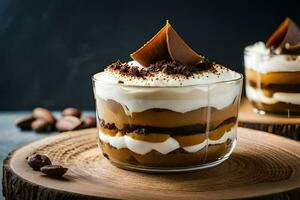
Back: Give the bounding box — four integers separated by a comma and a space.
31, 119, 53, 132
62, 107, 81, 118
33, 107, 56, 124
40, 165, 68, 177
16, 116, 35, 130
56, 116, 83, 132
82, 116, 96, 128
26, 154, 52, 171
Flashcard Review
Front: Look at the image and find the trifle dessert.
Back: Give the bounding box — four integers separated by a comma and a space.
245, 18, 300, 114
93, 22, 243, 172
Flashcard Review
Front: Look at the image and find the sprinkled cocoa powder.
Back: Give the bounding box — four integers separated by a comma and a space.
106, 60, 149, 78
148, 60, 215, 76
105, 59, 224, 79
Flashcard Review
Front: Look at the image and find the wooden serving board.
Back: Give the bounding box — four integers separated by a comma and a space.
239, 97, 300, 140
3, 128, 300, 200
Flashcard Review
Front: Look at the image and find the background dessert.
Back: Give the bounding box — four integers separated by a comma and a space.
93, 22, 242, 172
245, 18, 300, 114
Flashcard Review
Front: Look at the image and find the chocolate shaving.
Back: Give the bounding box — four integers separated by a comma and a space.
107, 60, 149, 78
148, 60, 215, 77
99, 119, 116, 130
106, 59, 218, 79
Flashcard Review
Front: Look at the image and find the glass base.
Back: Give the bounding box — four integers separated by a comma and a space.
110, 156, 229, 173
106, 140, 236, 173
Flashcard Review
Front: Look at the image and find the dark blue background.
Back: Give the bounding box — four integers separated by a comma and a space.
1, 0, 299, 110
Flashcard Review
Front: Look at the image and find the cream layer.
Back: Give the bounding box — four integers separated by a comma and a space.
246, 85, 300, 105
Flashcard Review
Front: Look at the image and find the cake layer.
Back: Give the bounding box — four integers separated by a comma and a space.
98, 123, 237, 155
99, 117, 236, 135
99, 117, 237, 136
96, 98, 238, 130
100, 140, 231, 167
246, 69, 300, 85
246, 85, 300, 106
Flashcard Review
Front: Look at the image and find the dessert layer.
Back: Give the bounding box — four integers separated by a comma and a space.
251, 101, 300, 113
246, 85, 300, 105
100, 122, 235, 145
99, 116, 236, 135
101, 140, 232, 167
244, 42, 300, 74
245, 69, 300, 85
96, 98, 238, 130
98, 123, 237, 155
248, 81, 300, 95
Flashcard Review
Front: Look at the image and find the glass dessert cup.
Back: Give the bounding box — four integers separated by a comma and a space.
244, 48, 300, 116
92, 73, 243, 173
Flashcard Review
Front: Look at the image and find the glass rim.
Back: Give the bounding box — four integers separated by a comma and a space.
92, 71, 243, 88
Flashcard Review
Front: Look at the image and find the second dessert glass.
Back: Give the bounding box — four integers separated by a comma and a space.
92, 73, 243, 172
244, 18, 300, 115
244, 44, 300, 115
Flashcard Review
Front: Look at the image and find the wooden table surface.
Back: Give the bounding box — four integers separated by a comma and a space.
0, 111, 93, 200
3, 127, 300, 200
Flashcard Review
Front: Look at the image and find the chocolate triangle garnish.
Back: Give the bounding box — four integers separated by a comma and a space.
130, 22, 171, 67
266, 18, 300, 52
166, 24, 204, 65
131, 21, 204, 67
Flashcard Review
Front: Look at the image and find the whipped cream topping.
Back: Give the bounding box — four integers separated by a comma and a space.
99, 125, 237, 155
95, 61, 240, 87
244, 42, 300, 73
246, 85, 300, 105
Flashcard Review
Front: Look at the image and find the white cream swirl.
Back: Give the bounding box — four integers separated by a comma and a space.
244, 42, 300, 73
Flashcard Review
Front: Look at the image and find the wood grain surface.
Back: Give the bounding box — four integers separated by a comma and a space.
239, 98, 300, 140
3, 127, 300, 200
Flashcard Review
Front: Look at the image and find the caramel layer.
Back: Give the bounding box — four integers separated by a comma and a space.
99, 123, 235, 147
100, 140, 232, 167
246, 69, 300, 85
96, 98, 238, 130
